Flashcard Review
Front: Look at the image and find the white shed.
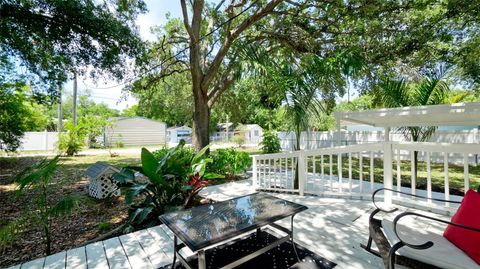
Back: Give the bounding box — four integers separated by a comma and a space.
243, 124, 264, 143
104, 117, 166, 146
167, 126, 192, 143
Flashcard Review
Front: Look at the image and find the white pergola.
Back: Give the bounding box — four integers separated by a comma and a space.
334, 102, 480, 144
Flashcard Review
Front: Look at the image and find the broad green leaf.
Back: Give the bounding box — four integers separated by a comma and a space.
130, 207, 153, 224
192, 144, 210, 165
112, 168, 136, 184
141, 148, 166, 186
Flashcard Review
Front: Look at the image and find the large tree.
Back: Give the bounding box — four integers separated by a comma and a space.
134, 0, 480, 151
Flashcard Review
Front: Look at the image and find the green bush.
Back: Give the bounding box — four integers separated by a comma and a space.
114, 141, 217, 231
58, 121, 85, 156
260, 130, 281, 153
115, 141, 125, 148
209, 148, 252, 179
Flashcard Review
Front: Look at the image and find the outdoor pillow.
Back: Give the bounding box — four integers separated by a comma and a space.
443, 189, 480, 265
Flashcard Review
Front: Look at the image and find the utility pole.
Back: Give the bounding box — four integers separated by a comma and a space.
57, 82, 63, 132
73, 71, 78, 126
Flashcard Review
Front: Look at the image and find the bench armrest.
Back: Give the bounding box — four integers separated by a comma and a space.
392, 211, 480, 250
371, 188, 462, 214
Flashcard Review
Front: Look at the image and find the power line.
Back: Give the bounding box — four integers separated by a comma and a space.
86, 0, 261, 90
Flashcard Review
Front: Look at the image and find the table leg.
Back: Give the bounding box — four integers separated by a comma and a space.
170, 236, 177, 269
198, 249, 206, 269
291, 214, 301, 262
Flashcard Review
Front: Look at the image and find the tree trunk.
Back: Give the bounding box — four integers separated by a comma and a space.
192, 86, 211, 151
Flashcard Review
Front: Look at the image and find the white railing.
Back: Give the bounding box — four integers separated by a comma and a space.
252, 141, 480, 213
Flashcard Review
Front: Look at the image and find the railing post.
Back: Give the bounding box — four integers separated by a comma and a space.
383, 142, 393, 205
252, 156, 258, 189
298, 151, 306, 196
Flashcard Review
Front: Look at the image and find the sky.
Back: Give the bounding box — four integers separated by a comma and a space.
68, 1, 183, 111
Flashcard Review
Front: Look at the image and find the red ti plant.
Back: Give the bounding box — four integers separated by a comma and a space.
184, 174, 209, 208
183, 145, 222, 208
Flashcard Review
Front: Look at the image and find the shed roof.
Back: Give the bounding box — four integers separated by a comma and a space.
334, 102, 480, 128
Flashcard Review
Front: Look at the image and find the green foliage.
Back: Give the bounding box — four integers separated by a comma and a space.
260, 131, 281, 154
0, 58, 48, 151
0, 83, 31, 151
58, 120, 86, 156
114, 142, 215, 230
208, 148, 252, 179
0, 156, 83, 255
1, 0, 146, 92
372, 69, 453, 143
97, 222, 113, 232
116, 141, 125, 148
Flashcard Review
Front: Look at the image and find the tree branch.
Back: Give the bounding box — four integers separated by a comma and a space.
202, 0, 284, 92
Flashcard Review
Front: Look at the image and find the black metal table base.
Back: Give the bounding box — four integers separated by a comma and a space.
171, 215, 300, 269
167, 229, 336, 269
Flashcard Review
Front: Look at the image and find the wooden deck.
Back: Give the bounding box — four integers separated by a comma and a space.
7, 225, 176, 269
7, 179, 450, 269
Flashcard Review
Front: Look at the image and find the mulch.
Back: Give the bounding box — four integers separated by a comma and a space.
0, 157, 129, 268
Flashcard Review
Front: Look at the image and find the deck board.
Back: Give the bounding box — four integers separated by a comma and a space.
85, 242, 109, 269
65, 247, 87, 269
19, 257, 44, 269
119, 234, 154, 269
103, 237, 131, 269
146, 226, 175, 259
43, 251, 66, 269
133, 229, 171, 268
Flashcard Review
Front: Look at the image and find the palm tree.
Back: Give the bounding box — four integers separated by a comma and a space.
240, 47, 360, 188
373, 70, 452, 181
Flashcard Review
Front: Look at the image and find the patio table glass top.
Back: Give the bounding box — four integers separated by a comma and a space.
159, 192, 308, 251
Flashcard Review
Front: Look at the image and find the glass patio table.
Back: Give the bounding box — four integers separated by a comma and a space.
159, 192, 308, 269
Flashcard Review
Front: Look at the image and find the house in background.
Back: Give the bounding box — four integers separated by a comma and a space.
238, 124, 264, 143
211, 123, 264, 144
104, 117, 166, 147
167, 126, 192, 144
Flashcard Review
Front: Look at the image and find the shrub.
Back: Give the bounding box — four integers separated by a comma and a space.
260, 130, 281, 153
114, 141, 217, 231
115, 141, 125, 148
58, 121, 86, 156
209, 148, 252, 179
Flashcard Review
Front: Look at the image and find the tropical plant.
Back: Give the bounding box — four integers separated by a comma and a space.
209, 148, 252, 179
0, 156, 83, 255
260, 131, 281, 154
58, 120, 86, 156
373, 69, 455, 180
114, 142, 216, 231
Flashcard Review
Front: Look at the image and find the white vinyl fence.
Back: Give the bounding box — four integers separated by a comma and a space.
279, 130, 480, 165
18, 131, 59, 151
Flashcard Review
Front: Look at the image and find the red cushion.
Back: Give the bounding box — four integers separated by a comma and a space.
444, 189, 480, 264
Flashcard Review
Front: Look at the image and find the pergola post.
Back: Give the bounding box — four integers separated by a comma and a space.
383, 127, 393, 205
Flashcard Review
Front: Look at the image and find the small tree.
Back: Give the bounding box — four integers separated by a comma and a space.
3, 156, 82, 255
260, 130, 281, 153
58, 120, 86, 156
